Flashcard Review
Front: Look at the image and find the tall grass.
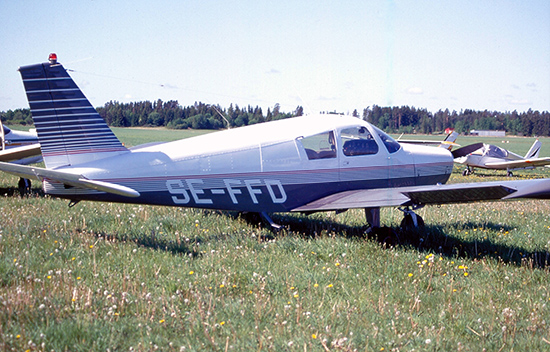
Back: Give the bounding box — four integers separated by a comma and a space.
0, 131, 549, 351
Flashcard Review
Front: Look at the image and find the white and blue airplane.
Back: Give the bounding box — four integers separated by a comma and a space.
1, 54, 550, 230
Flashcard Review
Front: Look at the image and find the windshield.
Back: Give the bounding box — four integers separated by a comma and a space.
372, 126, 401, 153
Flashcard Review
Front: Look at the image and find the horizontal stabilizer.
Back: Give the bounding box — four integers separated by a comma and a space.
0, 161, 140, 198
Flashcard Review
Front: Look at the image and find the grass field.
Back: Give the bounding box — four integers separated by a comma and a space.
1, 128, 549, 351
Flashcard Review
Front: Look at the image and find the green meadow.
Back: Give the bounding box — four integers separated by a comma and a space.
1, 128, 549, 351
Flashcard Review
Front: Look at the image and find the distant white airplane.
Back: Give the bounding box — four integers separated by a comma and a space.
454, 140, 550, 177
0, 123, 41, 195
1, 54, 550, 231
0, 123, 42, 165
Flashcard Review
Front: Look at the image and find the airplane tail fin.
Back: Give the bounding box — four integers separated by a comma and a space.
18, 54, 128, 169
525, 139, 541, 159
439, 131, 459, 151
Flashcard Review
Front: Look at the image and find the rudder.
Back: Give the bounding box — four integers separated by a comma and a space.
525, 139, 541, 159
18, 54, 128, 169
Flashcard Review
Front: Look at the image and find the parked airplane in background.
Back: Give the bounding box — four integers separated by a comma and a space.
1, 54, 550, 232
0, 123, 41, 195
455, 140, 550, 177
0, 123, 41, 164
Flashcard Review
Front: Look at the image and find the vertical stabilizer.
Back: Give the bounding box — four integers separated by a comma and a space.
525, 139, 541, 159
439, 131, 458, 151
18, 54, 128, 169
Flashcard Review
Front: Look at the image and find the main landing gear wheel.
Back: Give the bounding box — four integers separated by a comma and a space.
507, 171, 513, 177
398, 207, 425, 233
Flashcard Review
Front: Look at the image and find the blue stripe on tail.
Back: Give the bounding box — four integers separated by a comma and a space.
18, 60, 128, 169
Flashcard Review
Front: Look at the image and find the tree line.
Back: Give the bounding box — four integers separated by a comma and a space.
362, 106, 550, 136
96, 100, 300, 129
1, 100, 549, 136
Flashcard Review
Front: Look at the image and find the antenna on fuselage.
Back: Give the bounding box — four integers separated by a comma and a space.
291, 85, 315, 116
210, 104, 231, 129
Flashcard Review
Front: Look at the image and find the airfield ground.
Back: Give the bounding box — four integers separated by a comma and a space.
1, 128, 549, 351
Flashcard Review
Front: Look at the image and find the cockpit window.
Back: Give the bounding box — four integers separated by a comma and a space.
341, 126, 379, 156
2, 126, 11, 134
486, 145, 508, 158
299, 131, 336, 160
372, 126, 401, 154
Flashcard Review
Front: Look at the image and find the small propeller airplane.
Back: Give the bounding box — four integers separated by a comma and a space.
0, 123, 42, 195
0, 123, 42, 165
1, 53, 550, 232
454, 140, 550, 177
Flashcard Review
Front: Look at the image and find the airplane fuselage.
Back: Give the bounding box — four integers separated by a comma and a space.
2, 126, 39, 148
455, 144, 526, 171
0, 126, 42, 164
43, 115, 454, 213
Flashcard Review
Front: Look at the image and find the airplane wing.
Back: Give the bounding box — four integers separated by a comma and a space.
451, 143, 484, 158
0, 161, 140, 198
485, 157, 550, 169
0, 144, 41, 162
292, 179, 550, 212
398, 132, 460, 150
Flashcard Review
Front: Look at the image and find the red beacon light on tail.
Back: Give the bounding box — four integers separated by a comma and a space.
48, 53, 57, 64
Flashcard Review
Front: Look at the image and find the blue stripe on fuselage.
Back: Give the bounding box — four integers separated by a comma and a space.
46, 172, 450, 213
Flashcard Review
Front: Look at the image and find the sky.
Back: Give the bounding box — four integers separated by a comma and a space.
0, 0, 549, 115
